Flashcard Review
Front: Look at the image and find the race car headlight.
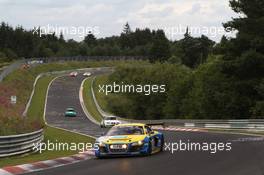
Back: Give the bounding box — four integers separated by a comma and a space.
131, 140, 144, 146
121, 144, 127, 149
138, 141, 143, 145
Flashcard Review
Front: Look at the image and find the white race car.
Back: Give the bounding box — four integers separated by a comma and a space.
70, 72, 78, 77
100, 116, 121, 128
83, 72, 92, 77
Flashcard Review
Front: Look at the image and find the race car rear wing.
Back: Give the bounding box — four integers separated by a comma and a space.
146, 122, 165, 128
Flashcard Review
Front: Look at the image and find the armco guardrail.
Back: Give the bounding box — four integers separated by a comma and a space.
42, 56, 147, 63
90, 78, 264, 130
132, 119, 264, 130
182, 119, 264, 130
115, 117, 264, 130
119, 118, 264, 131
0, 129, 43, 158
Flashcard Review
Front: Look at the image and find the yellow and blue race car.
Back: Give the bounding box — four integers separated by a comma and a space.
95, 123, 164, 158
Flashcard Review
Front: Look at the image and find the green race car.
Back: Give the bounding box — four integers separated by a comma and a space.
65, 108, 77, 117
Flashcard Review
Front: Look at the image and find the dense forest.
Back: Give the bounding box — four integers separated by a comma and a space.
0, 20, 217, 69
0, 0, 263, 119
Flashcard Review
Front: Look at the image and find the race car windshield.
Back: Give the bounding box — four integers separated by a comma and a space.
67, 109, 74, 112
107, 117, 116, 120
106, 126, 144, 136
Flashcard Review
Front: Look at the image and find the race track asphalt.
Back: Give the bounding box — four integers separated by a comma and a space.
26, 69, 264, 175
45, 69, 108, 137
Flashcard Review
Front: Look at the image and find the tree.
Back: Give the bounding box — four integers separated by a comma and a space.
150, 30, 171, 62
199, 35, 215, 62
39, 46, 54, 57
84, 32, 97, 47
59, 32, 65, 42
224, 0, 264, 57
123, 22, 132, 35
213, 36, 229, 55
79, 43, 89, 56
220, 0, 264, 118
3, 48, 18, 61
252, 79, 264, 118
120, 23, 133, 49
171, 28, 214, 68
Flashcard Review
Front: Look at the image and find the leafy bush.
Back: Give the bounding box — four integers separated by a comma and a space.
96, 63, 191, 119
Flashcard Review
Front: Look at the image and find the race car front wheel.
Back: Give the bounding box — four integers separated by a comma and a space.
147, 141, 152, 155
160, 136, 164, 152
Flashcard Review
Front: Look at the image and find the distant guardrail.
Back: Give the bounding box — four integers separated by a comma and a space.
41, 56, 147, 63
117, 117, 264, 131
0, 129, 43, 158
135, 119, 264, 130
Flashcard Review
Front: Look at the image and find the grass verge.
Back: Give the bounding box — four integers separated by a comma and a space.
0, 75, 94, 168
83, 78, 103, 122
93, 75, 113, 114
27, 76, 54, 124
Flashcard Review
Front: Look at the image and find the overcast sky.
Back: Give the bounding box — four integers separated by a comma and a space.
0, 0, 238, 42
